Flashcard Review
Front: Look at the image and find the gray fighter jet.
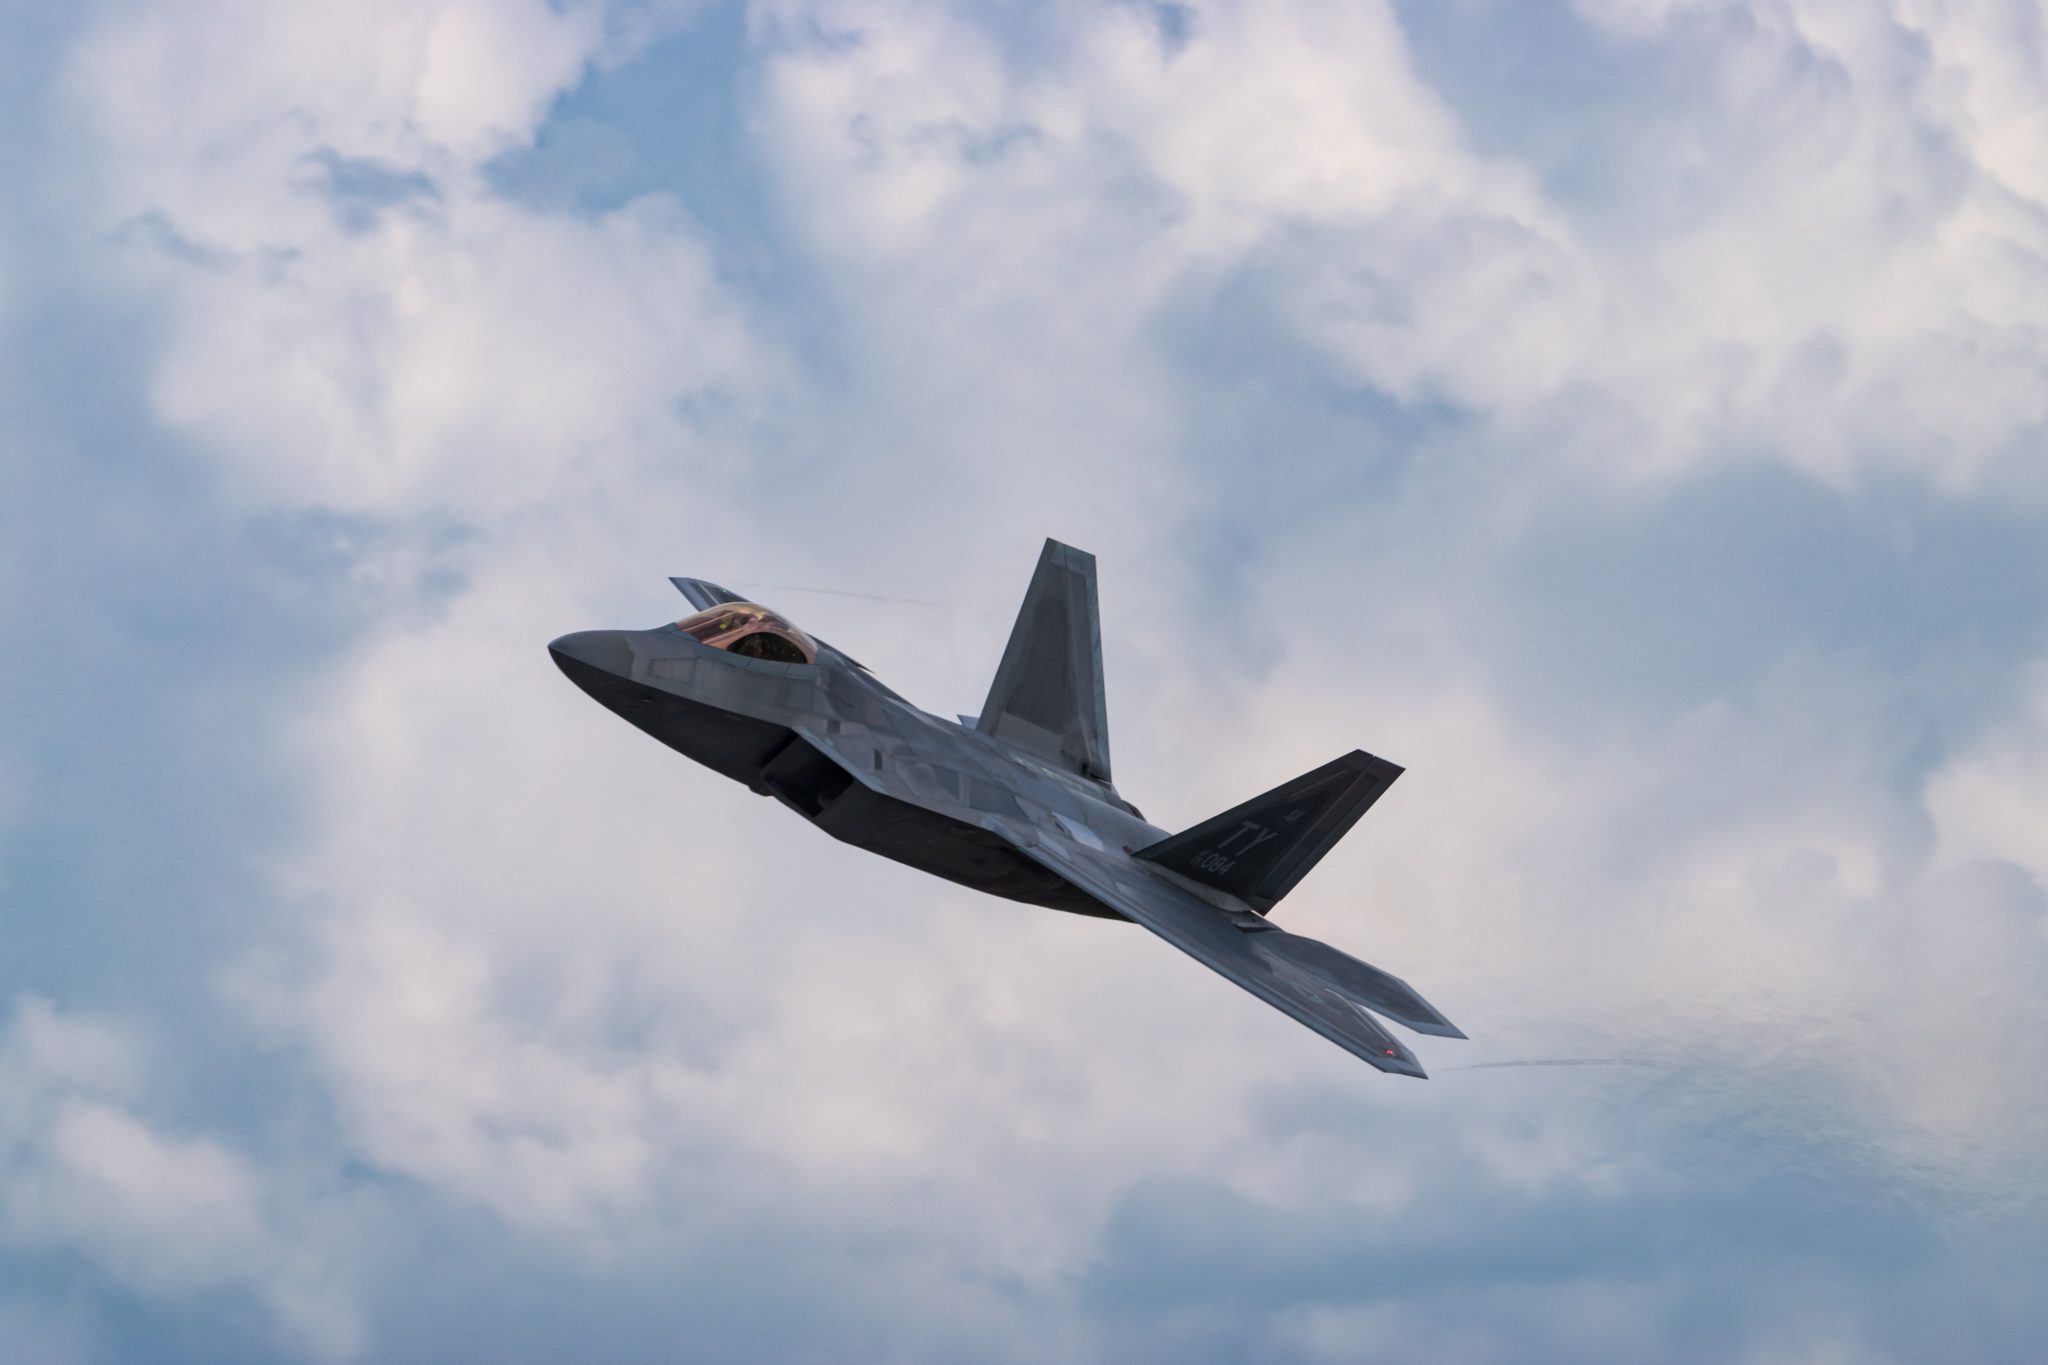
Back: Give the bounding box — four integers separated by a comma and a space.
549, 540, 1464, 1076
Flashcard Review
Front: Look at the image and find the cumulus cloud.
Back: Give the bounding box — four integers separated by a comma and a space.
1927, 665, 2048, 882
13, 0, 2048, 1358
64, 0, 771, 520
0, 998, 359, 1359
1553, 0, 2048, 492
753, 0, 2048, 496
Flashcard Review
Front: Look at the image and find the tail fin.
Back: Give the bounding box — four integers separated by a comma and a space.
977, 540, 1112, 782
1134, 750, 1401, 913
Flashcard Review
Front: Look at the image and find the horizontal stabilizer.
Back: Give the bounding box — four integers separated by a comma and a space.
671, 577, 747, 611
1135, 750, 1402, 913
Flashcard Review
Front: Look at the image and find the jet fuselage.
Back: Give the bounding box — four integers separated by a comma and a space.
550, 624, 1159, 920
546, 545, 1461, 1078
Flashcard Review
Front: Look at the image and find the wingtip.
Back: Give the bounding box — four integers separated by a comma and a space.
1368, 1043, 1429, 1079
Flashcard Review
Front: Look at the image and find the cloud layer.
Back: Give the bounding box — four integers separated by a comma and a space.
3, 0, 2044, 1359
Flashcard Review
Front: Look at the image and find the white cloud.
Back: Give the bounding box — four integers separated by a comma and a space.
754, 0, 2048, 496
0, 998, 360, 1360
70, 0, 598, 224
1927, 665, 2048, 886
1558, 0, 2048, 491
65, 0, 769, 520
29, 0, 2048, 1355
1245, 517, 2048, 1201
134, 192, 772, 518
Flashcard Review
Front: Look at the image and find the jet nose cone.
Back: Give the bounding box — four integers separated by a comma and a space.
548, 629, 634, 680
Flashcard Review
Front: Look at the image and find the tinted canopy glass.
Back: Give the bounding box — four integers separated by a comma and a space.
675, 603, 818, 665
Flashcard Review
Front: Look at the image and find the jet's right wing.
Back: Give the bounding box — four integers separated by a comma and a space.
989, 822, 1463, 1077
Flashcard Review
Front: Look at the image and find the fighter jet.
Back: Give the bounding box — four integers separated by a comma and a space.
549, 540, 1464, 1076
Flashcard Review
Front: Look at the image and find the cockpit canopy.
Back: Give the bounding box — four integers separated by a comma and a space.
674, 602, 818, 665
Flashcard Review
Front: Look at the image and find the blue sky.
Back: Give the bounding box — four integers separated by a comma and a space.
2, 1, 2045, 1360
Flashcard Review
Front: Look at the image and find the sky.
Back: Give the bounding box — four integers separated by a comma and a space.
1, 0, 2046, 1360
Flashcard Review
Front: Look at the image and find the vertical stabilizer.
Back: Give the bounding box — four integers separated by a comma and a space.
977, 540, 1111, 782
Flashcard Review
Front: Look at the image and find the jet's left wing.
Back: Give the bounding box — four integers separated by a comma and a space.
670, 577, 749, 611
990, 822, 1462, 1077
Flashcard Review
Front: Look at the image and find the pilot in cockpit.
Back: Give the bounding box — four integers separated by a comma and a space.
674, 603, 818, 665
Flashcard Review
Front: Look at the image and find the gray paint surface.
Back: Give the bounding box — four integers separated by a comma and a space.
553, 539, 1463, 1077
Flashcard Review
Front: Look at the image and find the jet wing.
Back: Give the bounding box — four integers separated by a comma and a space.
670, 577, 749, 611
990, 822, 1461, 1077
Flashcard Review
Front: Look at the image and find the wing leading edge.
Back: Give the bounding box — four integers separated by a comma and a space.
670, 577, 749, 611
992, 824, 1462, 1077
